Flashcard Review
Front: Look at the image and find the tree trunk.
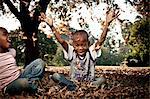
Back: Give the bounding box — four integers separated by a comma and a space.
3, 0, 52, 66
24, 36, 39, 66
20, 17, 40, 66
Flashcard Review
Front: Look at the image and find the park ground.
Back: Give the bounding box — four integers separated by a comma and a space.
0, 66, 149, 99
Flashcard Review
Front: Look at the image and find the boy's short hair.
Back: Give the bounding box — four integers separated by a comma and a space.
0, 27, 8, 33
72, 30, 89, 41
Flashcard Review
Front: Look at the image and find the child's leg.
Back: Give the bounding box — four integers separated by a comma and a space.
5, 59, 45, 95
20, 58, 45, 80
91, 77, 106, 87
51, 73, 76, 91
5, 78, 37, 95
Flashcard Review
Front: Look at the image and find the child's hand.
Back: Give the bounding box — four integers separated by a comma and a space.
105, 8, 120, 25
39, 12, 53, 27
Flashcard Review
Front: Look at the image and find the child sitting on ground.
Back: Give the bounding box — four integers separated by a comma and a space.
0, 27, 45, 95
39, 8, 119, 91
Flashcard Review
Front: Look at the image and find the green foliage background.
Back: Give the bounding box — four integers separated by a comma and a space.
10, 30, 125, 66
127, 18, 150, 66
96, 47, 125, 66
10, 30, 69, 66
10, 17, 150, 67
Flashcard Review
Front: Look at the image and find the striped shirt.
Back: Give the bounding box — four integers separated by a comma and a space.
0, 48, 20, 91
63, 43, 101, 81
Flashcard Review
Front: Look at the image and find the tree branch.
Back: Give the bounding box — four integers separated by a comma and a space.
20, 0, 31, 18
39, 0, 51, 12
31, 0, 50, 27
4, 0, 20, 18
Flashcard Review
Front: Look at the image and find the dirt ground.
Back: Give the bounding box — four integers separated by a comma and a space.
0, 66, 149, 99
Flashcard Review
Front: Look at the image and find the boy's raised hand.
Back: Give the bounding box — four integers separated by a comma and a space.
105, 8, 120, 25
39, 12, 53, 27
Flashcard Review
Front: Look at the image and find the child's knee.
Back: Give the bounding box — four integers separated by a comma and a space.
91, 77, 106, 87
5, 78, 29, 95
51, 73, 61, 82
96, 77, 106, 83
14, 78, 29, 88
35, 58, 45, 66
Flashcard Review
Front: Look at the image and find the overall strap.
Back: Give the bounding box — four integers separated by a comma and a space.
68, 50, 75, 62
87, 50, 95, 78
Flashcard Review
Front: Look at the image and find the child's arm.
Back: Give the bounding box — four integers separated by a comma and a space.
95, 8, 120, 51
39, 12, 68, 52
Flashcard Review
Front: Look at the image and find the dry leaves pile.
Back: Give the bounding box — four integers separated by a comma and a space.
0, 66, 149, 99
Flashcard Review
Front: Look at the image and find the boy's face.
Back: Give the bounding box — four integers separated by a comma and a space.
72, 34, 89, 56
0, 29, 11, 50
